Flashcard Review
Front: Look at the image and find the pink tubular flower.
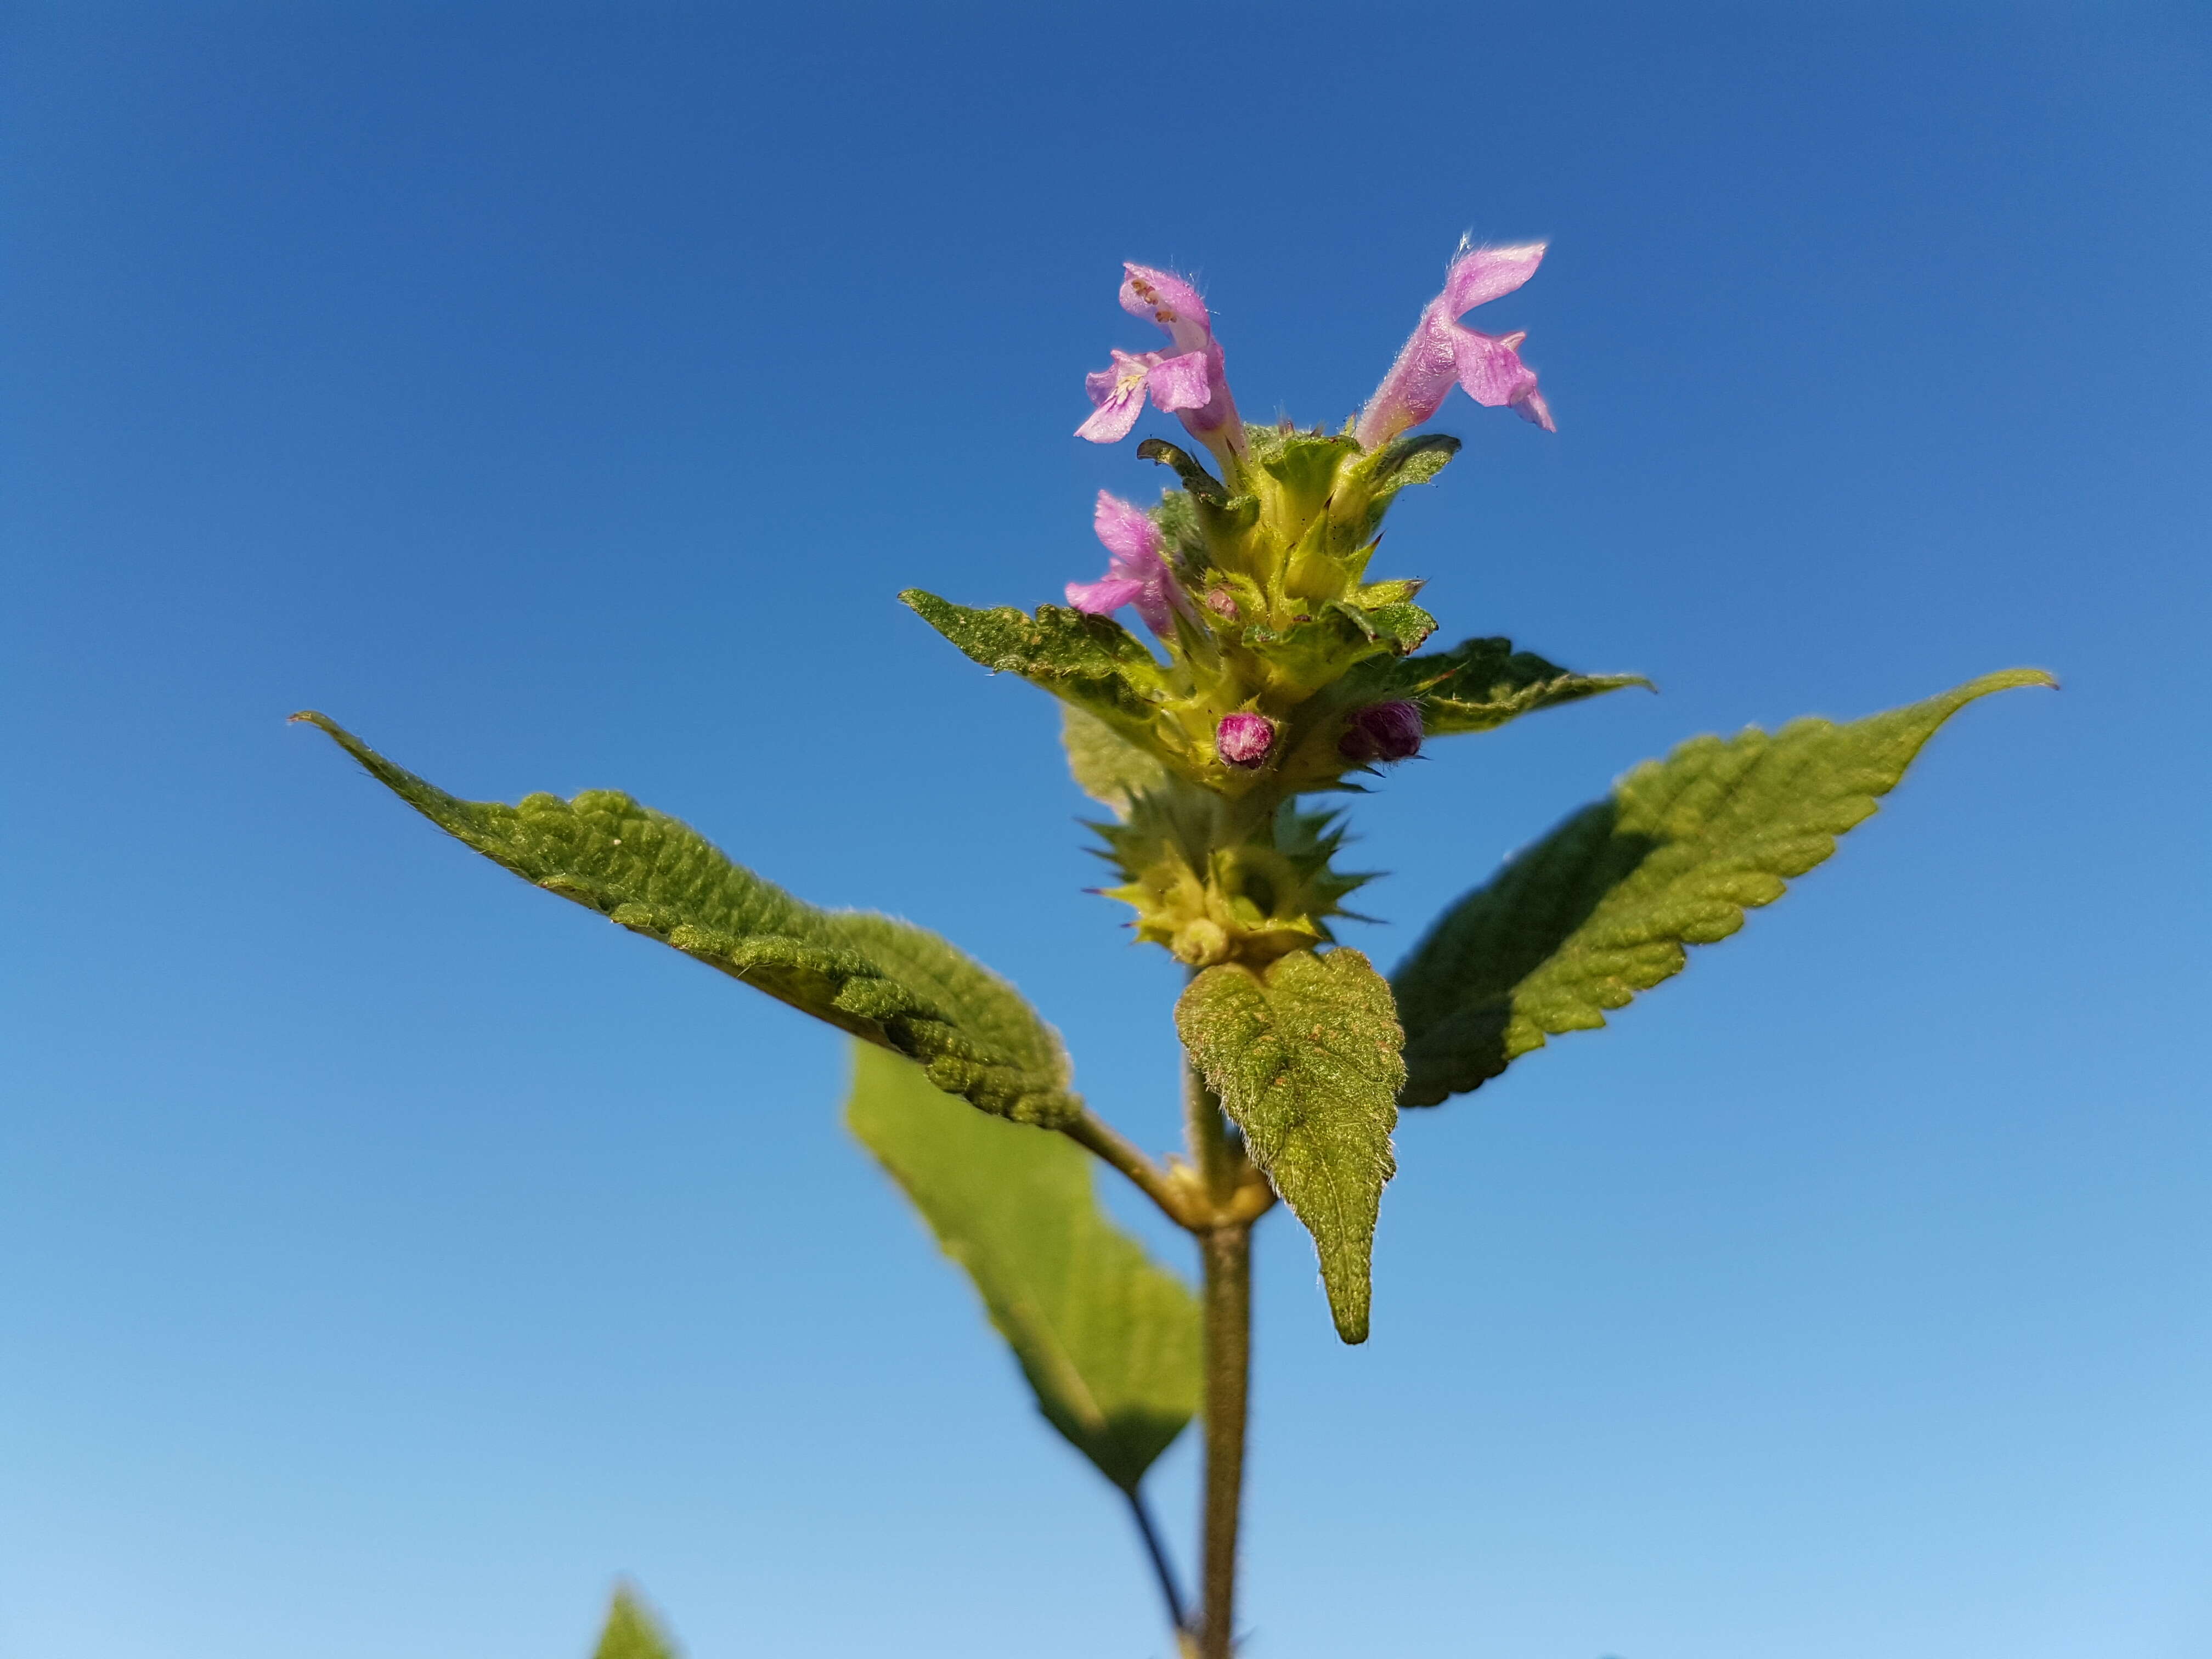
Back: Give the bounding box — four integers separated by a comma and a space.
1339, 701, 1424, 764
1076, 348, 1213, 443
1079, 263, 1245, 459
1216, 712, 1277, 769
1354, 240, 1556, 449
1065, 491, 1182, 633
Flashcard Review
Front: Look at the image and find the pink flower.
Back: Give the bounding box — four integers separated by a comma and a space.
1065, 491, 1182, 633
1355, 241, 1555, 449
1075, 348, 1213, 443
1079, 263, 1245, 459
1216, 712, 1277, 769
1339, 701, 1423, 764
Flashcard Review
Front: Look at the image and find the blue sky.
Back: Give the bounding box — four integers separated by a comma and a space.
4, 5, 2207, 1657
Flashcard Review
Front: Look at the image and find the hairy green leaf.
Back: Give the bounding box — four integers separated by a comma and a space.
592, 1585, 678, 1659
1177, 949, 1404, 1344
1397, 635, 1652, 736
1392, 668, 2055, 1105
847, 1043, 1200, 1491
1363, 432, 1460, 494
1326, 599, 1440, 656
901, 590, 1168, 739
295, 713, 1078, 1127
1061, 703, 1170, 813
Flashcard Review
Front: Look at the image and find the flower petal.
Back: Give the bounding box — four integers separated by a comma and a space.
1442, 240, 1546, 317
1452, 326, 1542, 410
1093, 491, 1165, 567
1065, 575, 1147, 615
1145, 350, 1213, 413
1514, 386, 1556, 432
1120, 264, 1214, 357
1353, 304, 1460, 450
1075, 371, 1146, 443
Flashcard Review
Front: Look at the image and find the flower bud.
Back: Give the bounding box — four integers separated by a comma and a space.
1216, 712, 1277, 770
1339, 699, 1423, 764
1171, 918, 1232, 967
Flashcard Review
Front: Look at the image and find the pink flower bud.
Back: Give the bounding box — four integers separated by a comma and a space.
1339, 700, 1423, 764
1216, 712, 1277, 770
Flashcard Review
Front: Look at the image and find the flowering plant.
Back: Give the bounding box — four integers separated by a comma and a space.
298, 240, 2048, 1658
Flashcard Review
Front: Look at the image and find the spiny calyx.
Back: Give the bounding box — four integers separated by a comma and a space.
1088, 782, 1374, 968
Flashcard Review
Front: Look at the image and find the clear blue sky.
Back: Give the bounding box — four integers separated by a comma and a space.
5, 6, 2207, 1657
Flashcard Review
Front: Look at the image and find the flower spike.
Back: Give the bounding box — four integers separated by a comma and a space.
1355, 240, 1555, 449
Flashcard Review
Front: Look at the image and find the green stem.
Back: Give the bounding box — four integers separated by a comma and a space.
1125, 1486, 1189, 1639
1197, 1220, 1252, 1659
1183, 1052, 1235, 1204
1062, 1104, 1193, 1228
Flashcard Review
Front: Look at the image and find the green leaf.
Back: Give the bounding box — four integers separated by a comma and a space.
1396, 635, 1652, 736
1363, 432, 1460, 494
847, 1042, 1200, 1491
1391, 668, 2056, 1106
591, 1584, 678, 1659
1342, 600, 1439, 656
1176, 949, 1404, 1344
1135, 436, 1228, 504
1061, 703, 1170, 813
294, 713, 1079, 1127
901, 590, 1169, 741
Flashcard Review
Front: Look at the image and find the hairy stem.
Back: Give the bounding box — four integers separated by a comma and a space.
1125, 1486, 1189, 1640
1062, 1105, 1192, 1227
1184, 1056, 1236, 1204
1197, 1221, 1252, 1659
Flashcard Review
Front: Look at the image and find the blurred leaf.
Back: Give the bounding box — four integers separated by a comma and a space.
1392, 668, 2056, 1105
295, 713, 1077, 1127
1177, 949, 1403, 1344
1062, 703, 1170, 814
847, 1043, 1200, 1491
591, 1584, 677, 1659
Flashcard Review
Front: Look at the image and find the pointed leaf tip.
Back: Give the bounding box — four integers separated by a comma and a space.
1967, 666, 2059, 695
1364, 636, 1652, 739
1177, 949, 1403, 1344
592, 1583, 679, 1659
298, 716, 1080, 1127
1392, 667, 2057, 1105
